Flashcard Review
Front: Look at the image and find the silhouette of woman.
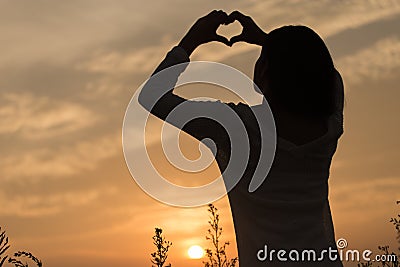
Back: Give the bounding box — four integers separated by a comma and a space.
139, 10, 344, 267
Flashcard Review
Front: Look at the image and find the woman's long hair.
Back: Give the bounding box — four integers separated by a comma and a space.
260, 25, 336, 118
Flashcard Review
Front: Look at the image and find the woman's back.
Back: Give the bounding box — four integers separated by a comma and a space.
223, 103, 343, 266
273, 108, 328, 146
216, 70, 344, 266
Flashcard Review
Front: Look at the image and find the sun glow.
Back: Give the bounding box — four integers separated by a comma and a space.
188, 245, 205, 259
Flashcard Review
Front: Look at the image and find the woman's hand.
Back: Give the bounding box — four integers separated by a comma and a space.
228, 11, 268, 46
178, 10, 232, 56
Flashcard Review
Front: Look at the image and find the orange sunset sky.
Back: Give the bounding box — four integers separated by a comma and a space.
1, 1, 400, 266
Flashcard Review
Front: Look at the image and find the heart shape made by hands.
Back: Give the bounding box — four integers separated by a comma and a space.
216, 20, 243, 41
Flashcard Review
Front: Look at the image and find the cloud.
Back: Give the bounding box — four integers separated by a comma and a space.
244, 0, 400, 38
76, 36, 175, 75
0, 133, 120, 181
331, 176, 400, 211
0, 93, 98, 140
0, 1, 170, 67
0, 187, 117, 217
336, 37, 400, 85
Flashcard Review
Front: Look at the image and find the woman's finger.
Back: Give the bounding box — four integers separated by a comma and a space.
230, 34, 245, 45
228, 11, 251, 25
211, 10, 229, 24
215, 34, 231, 46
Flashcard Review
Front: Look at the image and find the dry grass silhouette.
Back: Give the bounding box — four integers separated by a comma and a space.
358, 201, 400, 267
151, 228, 172, 267
0, 228, 10, 266
0, 227, 42, 267
203, 204, 238, 267
150, 204, 238, 267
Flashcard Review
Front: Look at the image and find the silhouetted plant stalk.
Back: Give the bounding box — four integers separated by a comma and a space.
0, 227, 42, 267
358, 201, 399, 267
0, 228, 10, 267
203, 204, 237, 267
9, 252, 42, 267
151, 228, 172, 267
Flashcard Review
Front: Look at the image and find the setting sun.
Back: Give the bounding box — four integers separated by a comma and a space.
188, 245, 205, 259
